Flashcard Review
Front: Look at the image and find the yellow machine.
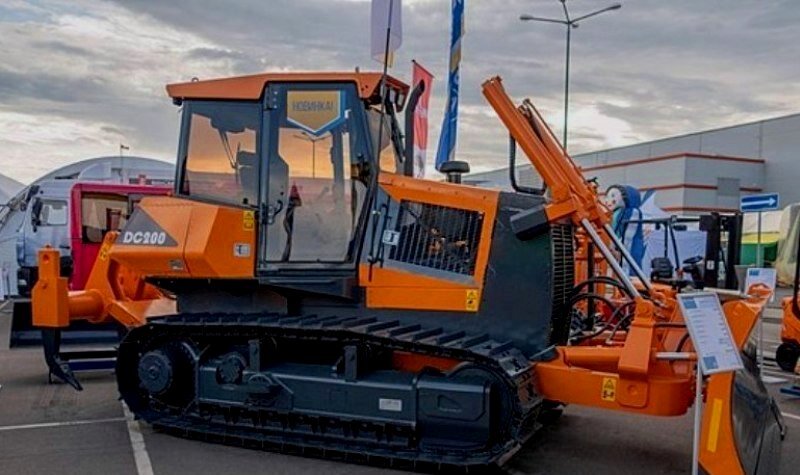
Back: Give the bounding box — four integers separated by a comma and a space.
33, 71, 784, 472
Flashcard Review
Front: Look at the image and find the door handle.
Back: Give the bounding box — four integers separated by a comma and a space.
266, 200, 284, 225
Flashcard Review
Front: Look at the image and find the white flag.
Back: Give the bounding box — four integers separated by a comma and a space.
371, 0, 402, 67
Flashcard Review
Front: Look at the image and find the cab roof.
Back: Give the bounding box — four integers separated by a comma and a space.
166, 71, 410, 106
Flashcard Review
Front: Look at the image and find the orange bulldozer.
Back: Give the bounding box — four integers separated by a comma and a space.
32, 71, 784, 472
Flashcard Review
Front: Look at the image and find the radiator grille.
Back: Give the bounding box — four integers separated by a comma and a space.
550, 224, 575, 344
388, 201, 484, 276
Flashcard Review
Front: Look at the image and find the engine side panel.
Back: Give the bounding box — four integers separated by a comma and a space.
360, 174, 499, 313
356, 181, 571, 358
112, 196, 256, 278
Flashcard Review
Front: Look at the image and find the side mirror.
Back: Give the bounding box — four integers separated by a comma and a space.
19, 184, 40, 212
31, 199, 43, 231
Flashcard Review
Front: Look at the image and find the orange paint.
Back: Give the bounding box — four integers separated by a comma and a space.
111, 197, 256, 279
167, 71, 409, 108
392, 351, 460, 373
360, 174, 498, 312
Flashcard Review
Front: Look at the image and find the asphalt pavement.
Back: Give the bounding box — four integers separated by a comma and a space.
0, 299, 798, 475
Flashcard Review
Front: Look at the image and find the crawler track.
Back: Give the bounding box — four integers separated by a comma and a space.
118, 313, 544, 468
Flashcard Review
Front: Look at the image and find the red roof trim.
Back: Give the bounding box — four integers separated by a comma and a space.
599, 183, 762, 195
580, 152, 765, 172
662, 206, 740, 213
638, 183, 762, 193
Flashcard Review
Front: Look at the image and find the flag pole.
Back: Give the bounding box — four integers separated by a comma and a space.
368, 0, 395, 278
376, 0, 394, 162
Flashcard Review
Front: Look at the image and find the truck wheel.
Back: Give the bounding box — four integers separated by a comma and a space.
775, 343, 800, 372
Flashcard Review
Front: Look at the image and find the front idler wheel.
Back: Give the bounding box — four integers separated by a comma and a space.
136, 340, 197, 410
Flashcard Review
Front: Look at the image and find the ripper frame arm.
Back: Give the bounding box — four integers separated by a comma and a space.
482, 76, 606, 226
32, 231, 174, 330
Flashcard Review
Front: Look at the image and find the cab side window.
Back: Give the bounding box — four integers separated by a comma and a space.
181, 101, 259, 206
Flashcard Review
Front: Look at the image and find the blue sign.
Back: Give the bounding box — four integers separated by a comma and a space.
740, 193, 779, 212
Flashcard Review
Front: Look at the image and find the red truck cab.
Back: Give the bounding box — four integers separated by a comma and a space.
68, 182, 171, 290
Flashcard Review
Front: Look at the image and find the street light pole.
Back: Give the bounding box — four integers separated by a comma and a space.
521, 1, 621, 152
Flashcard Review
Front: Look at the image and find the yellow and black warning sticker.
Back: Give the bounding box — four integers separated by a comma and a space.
243, 210, 255, 230
601, 377, 617, 402
465, 289, 479, 312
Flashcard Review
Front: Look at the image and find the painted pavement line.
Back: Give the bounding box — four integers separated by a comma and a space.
782, 412, 800, 422
123, 402, 155, 475
0, 416, 126, 432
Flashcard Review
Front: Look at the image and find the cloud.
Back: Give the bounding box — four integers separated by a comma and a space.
0, 0, 798, 184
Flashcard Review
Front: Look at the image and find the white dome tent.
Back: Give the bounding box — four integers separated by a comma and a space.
0, 174, 24, 205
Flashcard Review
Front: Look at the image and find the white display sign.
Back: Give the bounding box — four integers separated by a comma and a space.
744, 267, 777, 296
678, 293, 744, 375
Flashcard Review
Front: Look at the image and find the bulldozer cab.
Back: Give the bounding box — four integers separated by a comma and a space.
173, 76, 405, 275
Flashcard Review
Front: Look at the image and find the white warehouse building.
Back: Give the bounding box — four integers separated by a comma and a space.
471, 113, 800, 215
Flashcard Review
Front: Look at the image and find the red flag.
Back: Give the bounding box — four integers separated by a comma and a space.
411, 61, 433, 178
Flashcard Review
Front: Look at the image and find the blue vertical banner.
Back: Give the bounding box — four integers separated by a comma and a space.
435, 0, 464, 171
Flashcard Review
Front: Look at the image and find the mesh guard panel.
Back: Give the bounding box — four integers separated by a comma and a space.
388, 200, 484, 276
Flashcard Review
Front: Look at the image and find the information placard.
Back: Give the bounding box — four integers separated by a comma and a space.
744, 267, 777, 296
678, 293, 744, 375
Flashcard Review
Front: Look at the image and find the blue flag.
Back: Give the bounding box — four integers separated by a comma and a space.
435, 0, 464, 171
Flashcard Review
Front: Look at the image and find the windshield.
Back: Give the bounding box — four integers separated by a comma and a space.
35, 199, 67, 226
179, 101, 260, 206
81, 193, 129, 243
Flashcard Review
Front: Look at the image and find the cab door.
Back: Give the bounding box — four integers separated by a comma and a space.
258, 83, 370, 275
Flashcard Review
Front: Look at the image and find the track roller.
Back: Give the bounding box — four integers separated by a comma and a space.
776, 342, 800, 372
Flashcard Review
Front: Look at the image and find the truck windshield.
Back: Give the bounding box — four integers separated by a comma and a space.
179, 101, 260, 206
36, 199, 68, 226
81, 193, 129, 243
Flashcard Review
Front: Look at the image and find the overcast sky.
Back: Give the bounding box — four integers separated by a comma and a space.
0, 0, 798, 184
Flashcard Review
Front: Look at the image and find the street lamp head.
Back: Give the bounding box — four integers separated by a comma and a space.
610, 3, 622, 10
519, 13, 569, 24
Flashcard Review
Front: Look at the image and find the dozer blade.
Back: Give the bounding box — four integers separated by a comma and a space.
700, 345, 785, 475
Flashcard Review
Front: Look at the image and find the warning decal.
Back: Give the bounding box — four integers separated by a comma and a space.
243, 210, 255, 230
465, 289, 479, 312
601, 377, 617, 402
